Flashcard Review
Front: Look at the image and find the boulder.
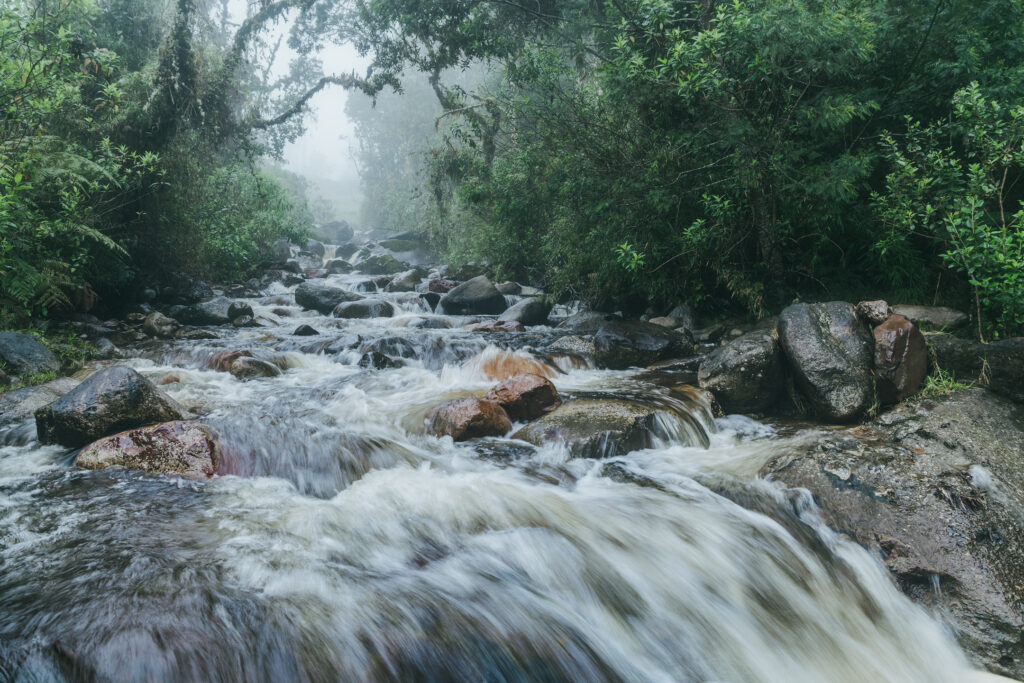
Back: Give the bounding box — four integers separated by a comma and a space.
0, 332, 60, 377
333, 299, 396, 319
512, 399, 659, 458
496, 281, 522, 295
484, 374, 561, 421
693, 324, 727, 345
427, 278, 458, 294
873, 314, 927, 404
648, 316, 682, 329
174, 296, 241, 326
762, 390, 1024, 679
777, 302, 874, 422
498, 298, 552, 326
325, 220, 354, 243
75, 420, 219, 479
0, 377, 80, 428
229, 357, 282, 379
359, 351, 402, 370
295, 282, 360, 314
34, 366, 186, 448
361, 337, 418, 360
472, 321, 525, 333
207, 350, 253, 372
665, 304, 696, 332
271, 237, 292, 264
697, 328, 784, 414
439, 276, 508, 315
142, 312, 178, 339
448, 263, 487, 281
93, 338, 119, 360
426, 398, 512, 441
546, 335, 596, 360
421, 292, 441, 311
928, 334, 1024, 404
357, 254, 407, 275
556, 311, 618, 334
325, 258, 353, 274
293, 324, 320, 336
182, 280, 213, 303
386, 269, 422, 293
303, 238, 325, 258
856, 300, 893, 326
893, 305, 969, 331
228, 301, 254, 321
593, 320, 688, 370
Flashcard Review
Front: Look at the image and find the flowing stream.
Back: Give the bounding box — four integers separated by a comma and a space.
0, 266, 986, 681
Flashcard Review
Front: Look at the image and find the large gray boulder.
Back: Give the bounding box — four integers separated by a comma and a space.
142, 312, 179, 339
593, 320, 689, 370
34, 366, 186, 448
356, 254, 407, 275
556, 311, 617, 334
698, 328, 784, 414
761, 390, 1024, 679
512, 399, 660, 458
294, 282, 360, 314
439, 276, 508, 315
777, 302, 874, 422
928, 334, 1024, 404
893, 305, 969, 331
498, 298, 552, 326
174, 296, 247, 326
75, 420, 220, 479
0, 332, 60, 377
333, 299, 396, 319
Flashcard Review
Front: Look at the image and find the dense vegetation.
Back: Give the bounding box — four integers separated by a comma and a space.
3, 0, 1023, 337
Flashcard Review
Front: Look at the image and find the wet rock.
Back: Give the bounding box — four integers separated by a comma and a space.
34, 366, 186, 448
355, 280, 377, 293
358, 351, 402, 369
228, 301, 254, 321
361, 337, 418, 360
293, 324, 320, 336
229, 357, 282, 379
385, 269, 423, 292
207, 350, 254, 372
893, 305, 969, 331
421, 292, 441, 311
475, 352, 559, 381
183, 280, 213, 303
496, 281, 522, 295
928, 334, 1024, 404
762, 390, 1024, 679
472, 320, 525, 333
426, 398, 512, 441
448, 263, 487, 280
0, 377, 80, 427
75, 420, 219, 479
281, 259, 303, 274
333, 299, 396, 319
175, 328, 219, 341
175, 296, 243, 326
556, 311, 619, 334
407, 316, 450, 329
512, 399, 658, 458
665, 304, 696, 332
295, 282, 360, 314
484, 374, 561, 421
231, 314, 255, 328
0, 368, 9, 386
142, 312, 178, 339
303, 238, 325, 258
778, 301, 874, 422
698, 328, 784, 414
648, 316, 682, 329
693, 324, 727, 345
335, 243, 358, 259
427, 278, 458, 294
856, 300, 893, 326
357, 254, 407, 275
327, 220, 354, 243
546, 335, 596, 359
874, 314, 927, 404
93, 338, 119, 360
439, 276, 508, 315
593, 320, 688, 370
0, 332, 60, 377
498, 298, 551, 326
325, 258, 353, 274
271, 236, 292, 263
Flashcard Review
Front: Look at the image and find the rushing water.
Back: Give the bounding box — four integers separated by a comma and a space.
0, 266, 986, 681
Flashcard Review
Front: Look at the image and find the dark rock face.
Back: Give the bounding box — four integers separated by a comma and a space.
697, 328, 784, 414
361, 337, 417, 360
34, 366, 185, 448
229, 357, 282, 379
427, 278, 458, 294
777, 302, 874, 422
357, 254, 407, 275
873, 314, 927, 404
358, 351, 402, 369
856, 300, 893, 326
303, 239, 325, 258
228, 301, 254, 321
333, 299, 396, 319
665, 304, 696, 332
75, 420, 219, 479
511, 399, 658, 458
295, 282, 360, 314
484, 374, 561, 421
142, 312, 178, 339
498, 298, 552, 326
183, 280, 213, 303
929, 334, 1024, 404
761, 390, 1024, 679
892, 305, 968, 331
0, 332, 60, 377
325, 259, 353, 274
175, 296, 246, 326
439, 276, 508, 315
293, 324, 319, 336
556, 311, 618, 334
593, 320, 687, 370
426, 398, 512, 441
271, 237, 292, 263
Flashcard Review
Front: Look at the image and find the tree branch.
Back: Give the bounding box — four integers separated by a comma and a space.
248, 74, 370, 129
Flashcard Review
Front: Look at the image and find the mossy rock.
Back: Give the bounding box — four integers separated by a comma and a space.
378, 239, 420, 252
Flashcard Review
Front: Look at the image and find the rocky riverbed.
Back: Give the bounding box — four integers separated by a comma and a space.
0, 238, 1021, 681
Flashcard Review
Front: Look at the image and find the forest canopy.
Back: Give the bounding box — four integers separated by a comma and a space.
3, 0, 1023, 336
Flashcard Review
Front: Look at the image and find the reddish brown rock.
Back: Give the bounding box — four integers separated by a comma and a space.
207, 350, 253, 372
484, 374, 561, 421
427, 278, 458, 294
873, 314, 927, 404
426, 398, 512, 441
75, 420, 219, 478
472, 351, 559, 381
229, 357, 282, 379
472, 320, 526, 333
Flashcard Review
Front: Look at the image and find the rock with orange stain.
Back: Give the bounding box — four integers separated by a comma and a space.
207, 350, 253, 372
484, 374, 561, 421
75, 420, 219, 478
472, 320, 525, 333
476, 352, 558, 381
426, 398, 512, 441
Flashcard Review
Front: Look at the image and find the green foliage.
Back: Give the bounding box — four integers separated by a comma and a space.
917, 366, 974, 399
